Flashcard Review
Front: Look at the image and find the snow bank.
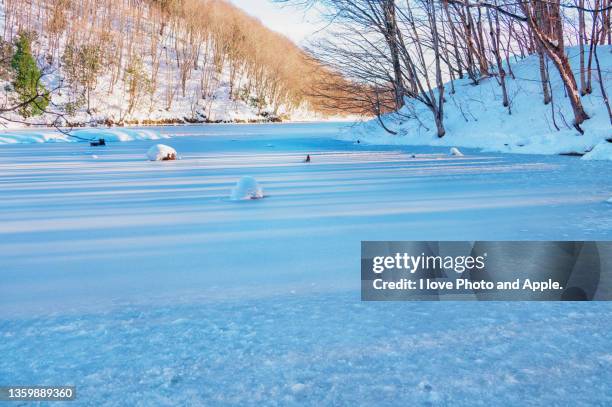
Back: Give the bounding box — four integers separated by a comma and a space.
582, 142, 612, 161
147, 144, 178, 161
74, 129, 166, 143
230, 176, 264, 200
0, 128, 166, 145
344, 46, 612, 157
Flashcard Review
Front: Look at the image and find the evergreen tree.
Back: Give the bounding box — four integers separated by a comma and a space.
11, 33, 49, 118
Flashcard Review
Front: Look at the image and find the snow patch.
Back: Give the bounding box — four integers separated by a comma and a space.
230, 176, 264, 200
147, 144, 178, 161
290, 383, 306, 393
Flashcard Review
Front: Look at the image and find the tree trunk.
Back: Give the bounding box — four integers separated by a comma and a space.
522, 1, 589, 132
593, 35, 612, 125
383, 0, 405, 110
585, 0, 601, 95
488, 5, 509, 110
435, 111, 446, 138
537, 46, 551, 105
429, 0, 446, 137
578, 0, 587, 95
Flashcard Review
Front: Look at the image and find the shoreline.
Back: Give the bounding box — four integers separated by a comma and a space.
0, 117, 361, 133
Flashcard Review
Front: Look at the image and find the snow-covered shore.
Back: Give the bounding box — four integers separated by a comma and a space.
345, 46, 612, 160
0, 128, 170, 144
0, 119, 361, 145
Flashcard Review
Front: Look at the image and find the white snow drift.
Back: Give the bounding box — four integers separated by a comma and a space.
147, 144, 178, 161
450, 147, 464, 157
582, 142, 612, 161
230, 176, 264, 200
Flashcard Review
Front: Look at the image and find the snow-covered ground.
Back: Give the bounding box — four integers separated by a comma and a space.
347, 46, 612, 160
0, 1, 351, 127
1, 123, 611, 405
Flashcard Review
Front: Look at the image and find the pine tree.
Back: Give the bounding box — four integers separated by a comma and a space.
11, 33, 49, 118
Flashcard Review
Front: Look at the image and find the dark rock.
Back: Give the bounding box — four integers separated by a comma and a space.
90, 138, 106, 146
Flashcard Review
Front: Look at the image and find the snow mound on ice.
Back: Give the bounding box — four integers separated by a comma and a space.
0, 128, 166, 145
147, 144, 177, 161
606, 197, 612, 204
230, 176, 264, 200
450, 147, 464, 156
581, 142, 612, 161
290, 383, 307, 393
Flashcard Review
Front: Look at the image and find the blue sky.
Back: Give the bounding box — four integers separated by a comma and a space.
229, 0, 325, 45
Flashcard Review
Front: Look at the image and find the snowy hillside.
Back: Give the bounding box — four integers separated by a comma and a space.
347, 46, 612, 160
0, 0, 349, 128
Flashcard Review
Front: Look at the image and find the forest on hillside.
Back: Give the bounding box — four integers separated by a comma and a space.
285, 0, 612, 137
0, 0, 348, 126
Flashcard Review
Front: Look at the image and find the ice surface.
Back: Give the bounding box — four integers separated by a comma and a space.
1, 122, 610, 313
1, 294, 611, 405
230, 176, 264, 200
147, 144, 178, 161
0, 122, 611, 405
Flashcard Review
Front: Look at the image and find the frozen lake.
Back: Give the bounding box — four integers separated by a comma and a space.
1, 122, 611, 405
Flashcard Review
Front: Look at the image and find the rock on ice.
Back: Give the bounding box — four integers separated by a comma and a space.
230, 176, 264, 200
147, 144, 177, 161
